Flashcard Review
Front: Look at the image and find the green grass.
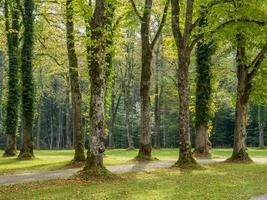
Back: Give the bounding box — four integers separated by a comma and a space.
0, 163, 267, 200
0, 148, 266, 175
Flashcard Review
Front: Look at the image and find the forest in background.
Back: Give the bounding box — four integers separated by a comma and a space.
0, 0, 266, 166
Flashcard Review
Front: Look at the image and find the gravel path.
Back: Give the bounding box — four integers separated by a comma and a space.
250, 194, 267, 200
0, 158, 267, 187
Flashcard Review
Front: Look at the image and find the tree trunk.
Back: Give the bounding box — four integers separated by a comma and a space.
65, 76, 72, 149
124, 29, 135, 150
36, 104, 42, 150
66, 0, 85, 162
18, 0, 35, 160
3, 0, 20, 157
83, 0, 110, 175
154, 42, 162, 149
230, 34, 252, 162
176, 52, 196, 166
258, 106, 265, 149
194, 28, 213, 157
136, 1, 153, 160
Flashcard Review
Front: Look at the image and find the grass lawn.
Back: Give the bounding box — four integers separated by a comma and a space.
0, 163, 267, 200
0, 148, 267, 175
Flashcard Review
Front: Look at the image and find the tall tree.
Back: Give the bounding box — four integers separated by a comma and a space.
3, 0, 20, 157
66, 0, 86, 162
129, 0, 170, 160
153, 39, 163, 149
171, 0, 198, 167
124, 29, 135, 150
0, 51, 4, 137
83, 0, 114, 174
194, 10, 214, 157
230, 33, 266, 162
18, 0, 35, 159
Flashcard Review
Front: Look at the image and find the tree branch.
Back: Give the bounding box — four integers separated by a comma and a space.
151, 0, 170, 49
171, 0, 182, 43
128, 0, 143, 21
248, 45, 267, 81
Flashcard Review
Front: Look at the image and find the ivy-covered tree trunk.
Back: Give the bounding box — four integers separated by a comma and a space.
3, 0, 20, 157
83, 0, 109, 174
194, 22, 213, 157
66, 0, 85, 162
18, 0, 35, 160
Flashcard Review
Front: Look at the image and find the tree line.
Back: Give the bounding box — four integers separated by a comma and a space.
0, 0, 266, 172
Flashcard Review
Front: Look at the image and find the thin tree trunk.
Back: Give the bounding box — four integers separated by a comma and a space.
154, 42, 162, 149
66, 0, 85, 162
258, 106, 265, 149
65, 76, 72, 149
124, 30, 135, 150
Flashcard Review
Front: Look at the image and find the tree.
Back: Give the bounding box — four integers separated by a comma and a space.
83, 0, 114, 175
230, 33, 266, 162
129, 0, 170, 161
66, 0, 86, 162
3, 0, 20, 157
18, 0, 35, 159
194, 10, 214, 157
171, 0, 199, 167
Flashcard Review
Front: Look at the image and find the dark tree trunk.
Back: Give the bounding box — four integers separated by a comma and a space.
83, 0, 111, 175
153, 43, 162, 149
66, 0, 85, 162
0, 52, 4, 136
18, 0, 35, 160
258, 106, 265, 149
230, 34, 252, 162
130, 0, 170, 161
3, 0, 20, 157
171, 0, 197, 167
177, 51, 196, 165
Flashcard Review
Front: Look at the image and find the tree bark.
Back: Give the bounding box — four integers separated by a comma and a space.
83, 0, 110, 174
66, 0, 85, 162
229, 34, 252, 162
124, 33, 135, 149
171, 0, 197, 167
3, 0, 20, 157
18, 0, 35, 160
130, 0, 170, 161
154, 43, 162, 149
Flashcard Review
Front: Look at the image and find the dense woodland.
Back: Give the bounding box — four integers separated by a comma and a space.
0, 0, 266, 171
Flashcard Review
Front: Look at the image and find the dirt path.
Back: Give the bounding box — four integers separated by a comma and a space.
0, 158, 267, 186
